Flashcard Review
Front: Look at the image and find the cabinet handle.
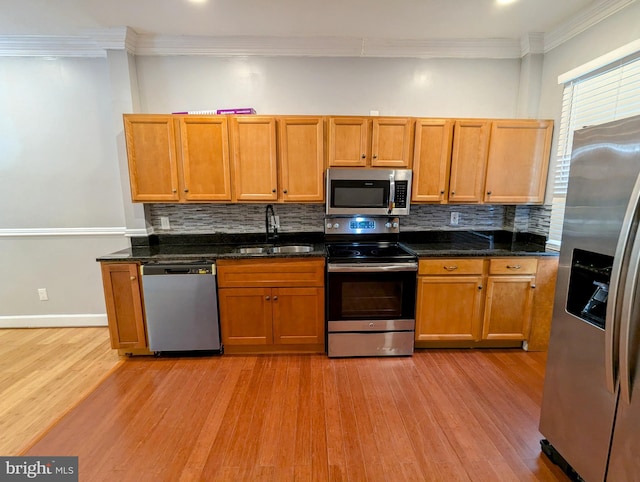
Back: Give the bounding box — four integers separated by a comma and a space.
361, 154, 366, 159
283, 189, 288, 194
130, 276, 136, 281
506, 265, 521, 270
444, 266, 458, 271
265, 296, 270, 301
273, 296, 278, 301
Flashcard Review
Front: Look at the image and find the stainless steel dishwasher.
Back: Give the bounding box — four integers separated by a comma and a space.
141, 263, 221, 353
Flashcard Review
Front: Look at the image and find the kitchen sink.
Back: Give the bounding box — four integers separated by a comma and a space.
235, 244, 314, 254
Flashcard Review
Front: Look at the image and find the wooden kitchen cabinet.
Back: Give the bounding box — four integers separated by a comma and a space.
482, 258, 537, 341
449, 119, 491, 203
230, 116, 278, 201
217, 258, 325, 353
415, 259, 484, 341
124, 115, 180, 202
411, 119, 454, 203
415, 256, 546, 348
100, 262, 147, 351
123, 114, 232, 202
277, 117, 325, 202
483, 120, 553, 204
328, 116, 413, 168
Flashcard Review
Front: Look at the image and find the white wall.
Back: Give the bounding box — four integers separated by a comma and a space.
0, 57, 129, 326
136, 56, 521, 117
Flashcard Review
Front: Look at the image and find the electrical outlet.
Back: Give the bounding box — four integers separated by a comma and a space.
369, 110, 380, 116
38, 288, 48, 301
450, 212, 460, 225
160, 217, 170, 230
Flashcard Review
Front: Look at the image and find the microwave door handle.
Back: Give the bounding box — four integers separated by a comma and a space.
388, 172, 395, 214
606, 171, 640, 394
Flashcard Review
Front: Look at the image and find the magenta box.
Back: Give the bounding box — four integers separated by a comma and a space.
216, 108, 256, 115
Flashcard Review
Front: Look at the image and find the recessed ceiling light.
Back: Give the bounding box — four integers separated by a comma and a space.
496, 0, 517, 4
187, 0, 208, 4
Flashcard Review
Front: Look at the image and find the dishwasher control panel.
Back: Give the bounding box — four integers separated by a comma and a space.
142, 264, 215, 276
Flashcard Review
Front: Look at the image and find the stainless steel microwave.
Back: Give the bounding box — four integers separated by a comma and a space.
325, 168, 412, 216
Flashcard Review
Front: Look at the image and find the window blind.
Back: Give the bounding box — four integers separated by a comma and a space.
547, 54, 640, 249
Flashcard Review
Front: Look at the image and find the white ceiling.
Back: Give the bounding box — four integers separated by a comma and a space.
0, 0, 636, 57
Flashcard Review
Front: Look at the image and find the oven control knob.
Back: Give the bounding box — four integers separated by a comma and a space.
333, 223, 340, 229
326, 223, 333, 229
392, 222, 398, 228
385, 222, 392, 228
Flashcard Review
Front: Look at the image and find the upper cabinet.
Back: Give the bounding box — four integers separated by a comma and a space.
484, 120, 553, 204
123, 114, 232, 202
412, 118, 553, 205
230, 116, 278, 201
277, 117, 325, 203
328, 117, 413, 168
229, 115, 325, 202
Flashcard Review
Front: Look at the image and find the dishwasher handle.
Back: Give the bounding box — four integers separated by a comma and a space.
142, 264, 215, 276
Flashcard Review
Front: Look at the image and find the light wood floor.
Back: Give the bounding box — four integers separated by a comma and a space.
0, 327, 122, 455
24, 348, 569, 481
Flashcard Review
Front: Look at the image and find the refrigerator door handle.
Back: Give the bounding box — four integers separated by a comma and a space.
619, 220, 640, 404
606, 172, 640, 393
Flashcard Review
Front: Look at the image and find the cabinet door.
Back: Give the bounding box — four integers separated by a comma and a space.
179, 116, 232, 201
482, 275, 536, 340
449, 120, 491, 203
415, 275, 484, 341
100, 263, 146, 349
272, 287, 325, 345
278, 117, 325, 202
123, 115, 179, 202
231, 116, 278, 201
411, 119, 454, 202
328, 117, 369, 167
484, 120, 553, 204
371, 117, 412, 167
218, 287, 273, 345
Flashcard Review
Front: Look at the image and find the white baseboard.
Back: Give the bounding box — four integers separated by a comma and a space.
0, 314, 108, 328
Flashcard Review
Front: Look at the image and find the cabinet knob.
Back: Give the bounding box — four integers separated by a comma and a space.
130, 276, 136, 281
273, 295, 278, 301
440, 190, 445, 195
265, 296, 271, 301
531, 284, 536, 289
283, 189, 288, 194
184, 189, 189, 193
361, 154, 366, 159
272, 189, 276, 193
478, 285, 483, 290
172, 189, 177, 193
451, 191, 455, 196
373, 154, 378, 159
487, 191, 492, 196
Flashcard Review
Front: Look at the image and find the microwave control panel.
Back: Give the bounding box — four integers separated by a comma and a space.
395, 181, 408, 207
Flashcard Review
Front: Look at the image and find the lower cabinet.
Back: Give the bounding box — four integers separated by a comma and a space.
415, 257, 543, 348
217, 258, 325, 354
100, 262, 148, 351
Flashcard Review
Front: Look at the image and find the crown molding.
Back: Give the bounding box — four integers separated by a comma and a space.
520, 33, 545, 56
87, 26, 138, 54
544, 0, 637, 52
362, 38, 521, 59
0, 35, 105, 57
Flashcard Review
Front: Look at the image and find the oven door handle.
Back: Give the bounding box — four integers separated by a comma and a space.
327, 262, 418, 272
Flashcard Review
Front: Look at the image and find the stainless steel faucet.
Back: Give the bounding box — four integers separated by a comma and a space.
265, 204, 279, 242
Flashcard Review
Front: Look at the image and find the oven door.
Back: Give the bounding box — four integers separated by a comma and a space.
326, 263, 417, 326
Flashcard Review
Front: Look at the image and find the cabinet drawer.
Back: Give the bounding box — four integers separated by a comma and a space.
489, 258, 537, 275
419, 258, 485, 275
217, 258, 325, 288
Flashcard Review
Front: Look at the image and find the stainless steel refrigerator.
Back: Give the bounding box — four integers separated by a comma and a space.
540, 114, 640, 481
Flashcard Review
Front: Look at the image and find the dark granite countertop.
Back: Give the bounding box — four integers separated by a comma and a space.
97, 230, 557, 263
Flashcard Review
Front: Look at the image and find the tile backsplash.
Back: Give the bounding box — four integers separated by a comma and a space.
148, 203, 552, 238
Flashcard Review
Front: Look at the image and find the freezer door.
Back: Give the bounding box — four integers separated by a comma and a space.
540, 116, 640, 482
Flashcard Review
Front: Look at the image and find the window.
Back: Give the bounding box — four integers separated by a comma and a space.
548, 53, 640, 249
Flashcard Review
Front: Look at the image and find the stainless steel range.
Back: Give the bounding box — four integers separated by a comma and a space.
325, 216, 418, 357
